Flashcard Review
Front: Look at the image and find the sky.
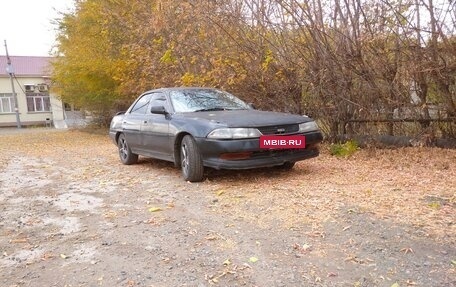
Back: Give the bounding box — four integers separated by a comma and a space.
0, 0, 75, 57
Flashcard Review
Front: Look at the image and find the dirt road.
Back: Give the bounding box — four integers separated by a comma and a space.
0, 129, 454, 286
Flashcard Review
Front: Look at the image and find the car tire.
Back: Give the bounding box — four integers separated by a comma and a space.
276, 162, 295, 170
118, 133, 138, 165
180, 135, 204, 182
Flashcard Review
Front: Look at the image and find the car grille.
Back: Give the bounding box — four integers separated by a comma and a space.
258, 124, 299, 135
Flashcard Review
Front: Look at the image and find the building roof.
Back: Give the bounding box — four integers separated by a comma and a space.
0, 55, 53, 77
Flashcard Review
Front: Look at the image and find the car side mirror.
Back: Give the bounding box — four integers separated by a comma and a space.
150, 105, 167, 115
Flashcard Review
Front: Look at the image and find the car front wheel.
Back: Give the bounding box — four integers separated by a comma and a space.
118, 133, 138, 165
180, 135, 204, 182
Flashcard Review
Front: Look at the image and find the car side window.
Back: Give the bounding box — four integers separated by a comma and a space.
130, 94, 152, 114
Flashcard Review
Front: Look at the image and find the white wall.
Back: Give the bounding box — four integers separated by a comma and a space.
0, 76, 64, 126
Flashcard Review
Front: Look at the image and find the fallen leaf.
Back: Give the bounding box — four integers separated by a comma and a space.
391, 283, 400, 287
60, 254, 68, 259
293, 243, 312, 253
148, 207, 162, 212
400, 247, 414, 254
249, 257, 258, 263
41, 253, 55, 261
10, 238, 28, 243
223, 259, 231, 266
301, 243, 312, 251
104, 211, 117, 219
205, 235, 218, 241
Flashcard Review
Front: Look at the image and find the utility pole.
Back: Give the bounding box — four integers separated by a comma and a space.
4, 40, 21, 128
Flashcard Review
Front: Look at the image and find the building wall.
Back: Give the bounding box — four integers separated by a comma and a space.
0, 76, 64, 127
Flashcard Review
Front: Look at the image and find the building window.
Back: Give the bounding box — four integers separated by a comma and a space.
27, 93, 51, 112
0, 93, 14, 113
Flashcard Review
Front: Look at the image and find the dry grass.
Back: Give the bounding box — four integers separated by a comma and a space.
209, 145, 456, 243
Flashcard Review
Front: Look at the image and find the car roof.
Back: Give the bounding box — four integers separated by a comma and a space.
144, 87, 220, 94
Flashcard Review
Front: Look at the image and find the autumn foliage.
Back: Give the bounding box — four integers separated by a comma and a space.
52, 0, 456, 139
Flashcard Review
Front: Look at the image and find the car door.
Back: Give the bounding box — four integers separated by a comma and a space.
122, 93, 151, 153
140, 93, 172, 159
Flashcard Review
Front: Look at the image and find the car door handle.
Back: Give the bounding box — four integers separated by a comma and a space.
143, 120, 148, 124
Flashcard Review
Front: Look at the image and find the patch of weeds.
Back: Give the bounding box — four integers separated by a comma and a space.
423, 195, 451, 209
428, 201, 441, 210
330, 140, 359, 157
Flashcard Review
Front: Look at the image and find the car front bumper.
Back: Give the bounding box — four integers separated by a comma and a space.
109, 130, 117, 144
195, 131, 323, 170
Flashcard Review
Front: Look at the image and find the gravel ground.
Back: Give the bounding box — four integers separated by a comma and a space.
0, 128, 455, 287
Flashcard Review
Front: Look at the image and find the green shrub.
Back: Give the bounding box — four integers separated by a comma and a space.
330, 140, 359, 157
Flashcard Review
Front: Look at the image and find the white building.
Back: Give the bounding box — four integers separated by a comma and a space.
0, 55, 65, 127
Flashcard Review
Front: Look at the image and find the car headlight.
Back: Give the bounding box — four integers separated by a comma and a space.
299, 121, 319, 133
207, 128, 262, 139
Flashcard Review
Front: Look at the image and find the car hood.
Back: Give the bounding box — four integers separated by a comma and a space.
176, 109, 311, 127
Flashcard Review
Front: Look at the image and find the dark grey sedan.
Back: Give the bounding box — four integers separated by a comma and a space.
109, 87, 323, 182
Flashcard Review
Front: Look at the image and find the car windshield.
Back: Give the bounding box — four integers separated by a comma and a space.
169, 89, 250, 113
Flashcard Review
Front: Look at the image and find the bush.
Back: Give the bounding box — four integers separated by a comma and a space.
330, 140, 359, 157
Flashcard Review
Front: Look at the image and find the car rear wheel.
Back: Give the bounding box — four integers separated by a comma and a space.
118, 133, 138, 165
180, 135, 204, 182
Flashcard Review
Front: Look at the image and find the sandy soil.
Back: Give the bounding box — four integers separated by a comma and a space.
0, 128, 454, 287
